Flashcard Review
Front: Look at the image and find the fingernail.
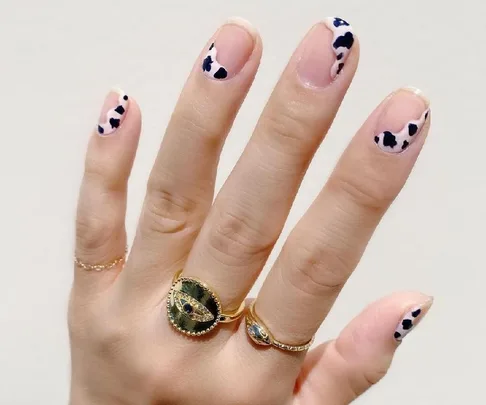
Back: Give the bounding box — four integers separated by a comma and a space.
202, 18, 256, 81
97, 88, 129, 136
297, 17, 355, 88
374, 87, 431, 153
394, 297, 433, 342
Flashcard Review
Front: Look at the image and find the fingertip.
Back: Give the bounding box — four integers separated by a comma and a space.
400, 86, 430, 108
372, 88, 431, 154
94, 90, 141, 140
338, 291, 434, 359
200, 18, 262, 83
87, 90, 142, 182
224, 16, 260, 41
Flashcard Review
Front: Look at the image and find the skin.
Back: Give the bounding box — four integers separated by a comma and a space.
70, 18, 433, 405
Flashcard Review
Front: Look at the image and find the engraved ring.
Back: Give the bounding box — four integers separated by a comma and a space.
167, 271, 245, 336
245, 302, 314, 352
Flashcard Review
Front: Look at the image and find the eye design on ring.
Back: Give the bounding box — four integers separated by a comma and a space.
173, 290, 215, 322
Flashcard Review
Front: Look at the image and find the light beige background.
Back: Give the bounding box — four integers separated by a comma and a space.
0, 0, 482, 403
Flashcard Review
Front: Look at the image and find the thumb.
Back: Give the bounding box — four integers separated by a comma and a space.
295, 292, 433, 405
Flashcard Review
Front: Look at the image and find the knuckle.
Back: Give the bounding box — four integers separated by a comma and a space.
283, 235, 352, 297
76, 207, 122, 252
91, 318, 130, 351
329, 172, 395, 212
171, 107, 225, 146
84, 157, 126, 193
207, 208, 276, 266
333, 340, 388, 398
361, 368, 388, 387
143, 184, 206, 237
72, 301, 132, 353
259, 103, 316, 149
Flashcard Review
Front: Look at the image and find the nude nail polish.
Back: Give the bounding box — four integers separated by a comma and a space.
97, 88, 129, 136
374, 87, 431, 153
297, 17, 355, 88
394, 297, 433, 342
201, 18, 256, 81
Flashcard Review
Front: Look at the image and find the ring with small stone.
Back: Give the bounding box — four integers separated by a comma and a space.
167, 271, 245, 336
245, 302, 314, 352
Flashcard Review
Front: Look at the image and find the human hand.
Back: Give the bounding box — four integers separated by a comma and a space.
70, 17, 432, 405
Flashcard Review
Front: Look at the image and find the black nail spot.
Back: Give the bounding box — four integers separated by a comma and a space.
123, 95, 128, 101
114, 105, 125, 115
336, 63, 344, 75
425, 111, 429, 120
209, 43, 214, 50
402, 140, 409, 150
374, 136, 379, 144
382, 131, 397, 148
402, 319, 413, 330
214, 67, 228, 79
97, 125, 104, 134
333, 32, 354, 50
394, 331, 402, 339
337, 53, 344, 60
333, 17, 350, 27
109, 118, 120, 129
408, 123, 418, 136
411, 309, 421, 318
202, 55, 213, 72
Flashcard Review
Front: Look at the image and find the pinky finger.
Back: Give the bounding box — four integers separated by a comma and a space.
295, 292, 434, 405
74, 89, 141, 295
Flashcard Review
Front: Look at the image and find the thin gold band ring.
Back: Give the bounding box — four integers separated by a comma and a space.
245, 302, 314, 352
74, 246, 128, 271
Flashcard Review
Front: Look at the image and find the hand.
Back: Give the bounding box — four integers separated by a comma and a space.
70, 17, 433, 405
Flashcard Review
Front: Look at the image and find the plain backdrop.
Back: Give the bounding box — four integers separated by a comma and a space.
0, 0, 482, 404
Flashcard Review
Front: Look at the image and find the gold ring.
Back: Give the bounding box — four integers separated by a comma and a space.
245, 302, 314, 352
167, 271, 245, 336
74, 246, 128, 271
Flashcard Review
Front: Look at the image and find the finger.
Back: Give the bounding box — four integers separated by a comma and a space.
253, 87, 431, 348
295, 292, 433, 405
123, 18, 262, 295
75, 89, 141, 293
184, 18, 359, 310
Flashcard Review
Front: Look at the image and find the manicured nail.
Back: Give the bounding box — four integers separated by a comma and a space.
394, 297, 433, 342
374, 87, 431, 153
297, 17, 355, 88
97, 89, 129, 136
324, 17, 355, 79
202, 18, 256, 81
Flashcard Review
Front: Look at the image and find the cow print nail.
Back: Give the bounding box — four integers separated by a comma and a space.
324, 17, 355, 79
97, 89, 129, 136
394, 307, 424, 341
202, 43, 228, 80
374, 108, 430, 153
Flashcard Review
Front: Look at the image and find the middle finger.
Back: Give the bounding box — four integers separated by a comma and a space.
184, 18, 358, 310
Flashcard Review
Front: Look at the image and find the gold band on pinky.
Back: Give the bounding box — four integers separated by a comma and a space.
245, 302, 314, 352
74, 246, 128, 271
